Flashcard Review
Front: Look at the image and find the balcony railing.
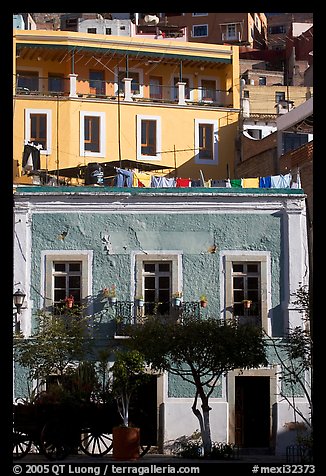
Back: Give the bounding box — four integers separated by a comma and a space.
15, 75, 233, 108
108, 300, 201, 337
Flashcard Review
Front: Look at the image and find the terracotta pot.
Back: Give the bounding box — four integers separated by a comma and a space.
200, 300, 207, 308
112, 426, 140, 460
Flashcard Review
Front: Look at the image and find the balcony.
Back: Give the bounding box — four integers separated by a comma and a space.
14, 75, 233, 108
105, 300, 202, 337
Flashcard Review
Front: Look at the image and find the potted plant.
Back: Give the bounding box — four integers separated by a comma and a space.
199, 294, 208, 308
103, 285, 117, 305
65, 295, 74, 309
110, 349, 149, 460
172, 291, 183, 307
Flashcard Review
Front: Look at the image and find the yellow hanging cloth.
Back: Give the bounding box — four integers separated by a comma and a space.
242, 178, 259, 188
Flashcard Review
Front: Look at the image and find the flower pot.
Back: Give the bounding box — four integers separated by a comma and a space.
112, 426, 140, 460
200, 300, 207, 308
173, 297, 182, 307
243, 300, 252, 309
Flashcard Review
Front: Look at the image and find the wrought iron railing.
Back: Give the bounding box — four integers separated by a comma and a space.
110, 300, 201, 336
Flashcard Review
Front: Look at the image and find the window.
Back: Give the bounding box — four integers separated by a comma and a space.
80, 111, 105, 157
48, 73, 64, 93
84, 116, 100, 152
87, 28, 97, 34
259, 76, 267, 86
275, 91, 285, 103
200, 79, 216, 102
133, 252, 182, 316
143, 262, 172, 315
53, 261, 82, 311
244, 90, 250, 98
223, 252, 270, 332
268, 25, 286, 34
149, 76, 163, 99
193, 24, 208, 37
42, 251, 93, 312
232, 262, 261, 324
195, 119, 218, 164
192, 13, 208, 16
282, 132, 308, 154
89, 70, 105, 96
247, 129, 262, 139
17, 71, 39, 92
25, 109, 52, 154
106, 28, 112, 35
30, 114, 47, 149
137, 115, 161, 161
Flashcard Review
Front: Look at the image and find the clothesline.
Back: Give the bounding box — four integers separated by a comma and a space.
113, 168, 302, 189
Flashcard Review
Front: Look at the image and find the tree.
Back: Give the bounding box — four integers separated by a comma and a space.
13, 305, 93, 398
267, 284, 312, 430
127, 317, 268, 456
110, 349, 149, 427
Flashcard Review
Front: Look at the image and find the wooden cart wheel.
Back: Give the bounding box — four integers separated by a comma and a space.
80, 429, 113, 456
40, 421, 71, 460
13, 430, 32, 459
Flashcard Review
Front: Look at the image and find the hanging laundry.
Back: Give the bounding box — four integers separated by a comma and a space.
230, 179, 242, 188
211, 179, 228, 187
22, 142, 42, 172
134, 172, 152, 187
151, 176, 176, 187
242, 178, 259, 188
291, 172, 302, 189
259, 176, 272, 188
191, 179, 202, 187
203, 179, 212, 188
176, 178, 191, 187
114, 168, 134, 187
271, 173, 291, 188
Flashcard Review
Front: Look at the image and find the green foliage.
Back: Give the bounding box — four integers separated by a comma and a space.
128, 317, 268, 379
13, 306, 92, 382
171, 431, 238, 460
128, 316, 267, 455
110, 349, 149, 427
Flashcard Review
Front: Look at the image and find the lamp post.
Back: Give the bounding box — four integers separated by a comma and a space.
13, 289, 26, 333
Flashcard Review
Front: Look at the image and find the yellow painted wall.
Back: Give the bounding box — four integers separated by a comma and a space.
14, 97, 239, 180
13, 30, 240, 181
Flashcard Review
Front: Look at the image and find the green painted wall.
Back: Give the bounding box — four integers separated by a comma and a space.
30, 211, 283, 331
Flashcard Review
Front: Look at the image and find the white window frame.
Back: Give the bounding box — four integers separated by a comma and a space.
25, 108, 52, 155
80, 111, 105, 158
114, 67, 144, 98
131, 251, 183, 301
194, 118, 218, 165
220, 251, 271, 334
136, 115, 162, 161
41, 250, 93, 312
192, 24, 208, 38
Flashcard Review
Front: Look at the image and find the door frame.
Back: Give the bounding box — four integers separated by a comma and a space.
228, 367, 277, 448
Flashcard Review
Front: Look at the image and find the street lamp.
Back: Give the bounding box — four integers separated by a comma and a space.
13, 289, 26, 314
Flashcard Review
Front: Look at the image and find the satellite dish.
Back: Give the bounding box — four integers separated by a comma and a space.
144, 15, 159, 25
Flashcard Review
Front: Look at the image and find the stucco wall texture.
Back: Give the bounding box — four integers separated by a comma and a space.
30, 211, 282, 337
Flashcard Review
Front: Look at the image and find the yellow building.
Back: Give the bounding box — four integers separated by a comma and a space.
13, 30, 240, 185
